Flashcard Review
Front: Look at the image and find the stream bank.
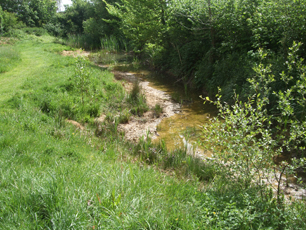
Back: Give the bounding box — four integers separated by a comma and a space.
63, 49, 306, 200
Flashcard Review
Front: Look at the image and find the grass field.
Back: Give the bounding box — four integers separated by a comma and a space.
0, 35, 305, 229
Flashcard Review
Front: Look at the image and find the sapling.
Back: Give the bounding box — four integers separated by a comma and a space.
201, 43, 306, 200
74, 57, 90, 105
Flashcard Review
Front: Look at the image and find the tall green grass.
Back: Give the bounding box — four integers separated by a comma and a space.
127, 81, 149, 116
0, 46, 21, 73
0, 35, 305, 229
65, 34, 128, 52
101, 35, 120, 52
65, 34, 99, 50
100, 35, 129, 52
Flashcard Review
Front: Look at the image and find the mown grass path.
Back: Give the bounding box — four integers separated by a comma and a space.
1, 38, 51, 103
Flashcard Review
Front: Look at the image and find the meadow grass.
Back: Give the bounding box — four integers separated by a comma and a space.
0, 45, 21, 73
0, 35, 305, 229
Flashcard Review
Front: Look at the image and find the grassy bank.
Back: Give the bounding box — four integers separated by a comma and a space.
0, 35, 305, 229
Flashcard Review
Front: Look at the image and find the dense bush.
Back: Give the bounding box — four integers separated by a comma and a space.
43, 21, 64, 37
202, 43, 306, 201
0, 6, 25, 34
103, 0, 306, 101
0, 0, 57, 27
22, 27, 48, 36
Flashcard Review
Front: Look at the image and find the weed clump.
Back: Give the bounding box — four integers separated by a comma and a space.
118, 109, 131, 124
133, 136, 216, 182
153, 104, 163, 117
127, 81, 148, 116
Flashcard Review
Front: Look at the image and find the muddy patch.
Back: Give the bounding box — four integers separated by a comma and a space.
93, 64, 181, 142
62, 49, 91, 58
66, 119, 85, 130
116, 74, 181, 142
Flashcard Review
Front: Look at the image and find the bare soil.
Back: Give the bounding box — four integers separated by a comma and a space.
117, 79, 181, 142
62, 49, 91, 58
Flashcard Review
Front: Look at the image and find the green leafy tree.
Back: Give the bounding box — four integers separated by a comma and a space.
0, 0, 57, 27
0, 7, 25, 33
59, 0, 93, 34
104, 0, 168, 51
82, 0, 123, 45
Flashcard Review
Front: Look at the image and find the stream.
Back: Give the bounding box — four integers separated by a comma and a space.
89, 51, 218, 156
82, 50, 306, 200
141, 71, 218, 155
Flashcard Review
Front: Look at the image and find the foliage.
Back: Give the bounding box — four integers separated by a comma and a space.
43, 20, 64, 37
202, 43, 306, 199
83, 0, 123, 48
104, 0, 168, 51
0, 7, 25, 34
54, 0, 124, 49
58, 0, 92, 35
0, 0, 57, 27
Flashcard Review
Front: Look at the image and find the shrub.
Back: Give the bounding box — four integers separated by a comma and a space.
43, 22, 64, 37
22, 27, 48, 36
202, 43, 306, 200
0, 9, 25, 34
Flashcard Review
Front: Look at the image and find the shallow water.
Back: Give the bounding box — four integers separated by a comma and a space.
144, 73, 218, 153
90, 51, 218, 154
